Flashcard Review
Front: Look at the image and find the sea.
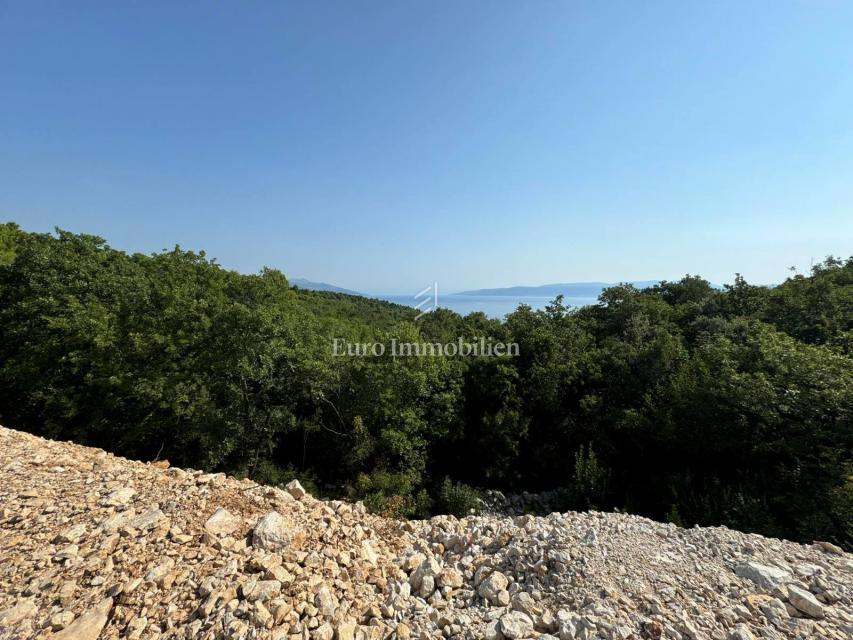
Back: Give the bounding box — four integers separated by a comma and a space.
373, 294, 599, 319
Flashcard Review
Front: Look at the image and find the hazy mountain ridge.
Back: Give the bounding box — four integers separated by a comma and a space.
455, 281, 662, 297
290, 277, 362, 296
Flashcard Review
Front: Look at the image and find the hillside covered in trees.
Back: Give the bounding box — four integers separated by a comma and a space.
0, 222, 851, 549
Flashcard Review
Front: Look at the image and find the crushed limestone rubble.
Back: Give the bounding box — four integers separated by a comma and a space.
1, 426, 851, 640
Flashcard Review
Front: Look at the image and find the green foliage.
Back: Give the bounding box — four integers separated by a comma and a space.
436, 477, 482, 517
0, 222, 20, 266
763, 257, 853, 353
828, 470, 853, 545
666, 504, 684, 527
570, 444, 610, 509
0, 225, 850, 548
352, 470, 430, 519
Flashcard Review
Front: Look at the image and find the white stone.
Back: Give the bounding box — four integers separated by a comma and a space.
728, 624, 755, 640
409, 557, 441, 591
483, 619, 503, 640
787, 585, 825, 618
204, 507, 242, 536
0, 600, 37, 627
500, 611, 534, 640
252, 511, 297, 551
103, 487, 136, 506
437, 568, 464, 589
479, 571, 510, 606
55, 522, 87, 543
53, 598, 112, 640
734, 562, 791, 590
314, 585, 338, 617
285, 479, 306, 499
130, 507, 166, 531
144, 558, 175, 586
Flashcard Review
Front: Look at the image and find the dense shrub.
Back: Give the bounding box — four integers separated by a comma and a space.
436, 478, 482, 517
569, 444, 609, 510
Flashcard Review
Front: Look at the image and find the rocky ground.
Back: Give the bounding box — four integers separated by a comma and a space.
1, 426, 852, 640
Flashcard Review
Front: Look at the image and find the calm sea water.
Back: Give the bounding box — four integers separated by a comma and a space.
374, 294, 599, 319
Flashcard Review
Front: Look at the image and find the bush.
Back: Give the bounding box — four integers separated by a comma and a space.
436, 477, 482, 517
351, 470, 430, 519
570, 444, 610, 509
666, 504, 683, 527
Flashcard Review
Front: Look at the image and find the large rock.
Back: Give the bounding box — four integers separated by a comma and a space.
99, 509, 135, 533
252, 511, 298, 551
204, 507, 242, 536
728, 624, 755, 640
409, 557, 441, 591
0, 599, 37, 626
734, 562, 791, 590
815, 540, 844, 555
361, 540, 379, 565
103, 487, 136, 506
55, 523, 87, 543
144, 557, 176, 586
483, 619, 502, 640
510, 591, 542, 617
285, 479, 306, 499
336, 621, 357, 640
130, 507, 166, 531
245, 579, 281, 602
53, 597, 112, 640
787, 585, 826, 618
478, 571, 510, 606
499, 611, 534, 639
437, 567, 464, 589
314, 584, 338, 617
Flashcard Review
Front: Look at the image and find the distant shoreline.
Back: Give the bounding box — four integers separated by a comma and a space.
373, 293, 600, 318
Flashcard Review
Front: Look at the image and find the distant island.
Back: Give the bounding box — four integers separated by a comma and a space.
454, 281, 661, 297
290, 278, 362, 296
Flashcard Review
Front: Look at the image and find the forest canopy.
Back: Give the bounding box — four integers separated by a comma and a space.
1, 222, 851, 548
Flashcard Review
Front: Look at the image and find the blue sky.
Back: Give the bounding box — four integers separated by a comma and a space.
2, 1, 852, 293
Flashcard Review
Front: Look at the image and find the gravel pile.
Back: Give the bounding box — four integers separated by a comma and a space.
1, 425, 851, 640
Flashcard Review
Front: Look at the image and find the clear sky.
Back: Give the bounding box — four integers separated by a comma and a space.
2, 2, 852, 293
